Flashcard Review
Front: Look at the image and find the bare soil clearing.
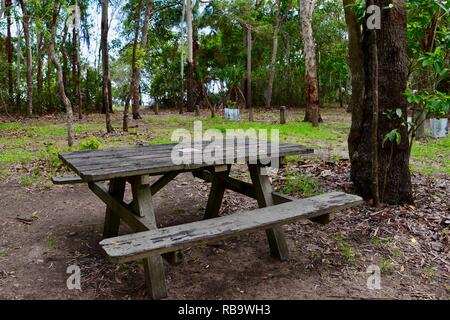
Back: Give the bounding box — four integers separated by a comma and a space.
0, 164, 448, 300
0, 110, 448, 300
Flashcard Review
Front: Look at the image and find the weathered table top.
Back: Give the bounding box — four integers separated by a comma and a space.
60, 139, 314, 182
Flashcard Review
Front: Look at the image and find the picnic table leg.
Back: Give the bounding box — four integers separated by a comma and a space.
248, 164, 289, 261
130, 176, 167, 300
204, 165, 232, 219
103, 178, 126, 239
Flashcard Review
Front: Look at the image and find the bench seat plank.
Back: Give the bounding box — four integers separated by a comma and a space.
52, 175, 84, 185
100, 192, 363, 263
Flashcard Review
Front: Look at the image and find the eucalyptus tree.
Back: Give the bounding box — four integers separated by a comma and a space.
266, 0, 282, 109
18, 0, 33, 116
48, 0, 74, 146
5, 0, 14, 106
299, 0, 320, 126
348, 0, 413, 204
101, 0, 113, 132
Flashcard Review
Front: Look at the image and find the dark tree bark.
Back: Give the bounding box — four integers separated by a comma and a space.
19, 0, 33, 117
349, 0, 413, 204
186, 0, 195, 113
343, 0, 365, 161
48, 0, 74, 146
101, 0, 113, 132
36, 32, 44, 94
366, 0, 380, 207
5, 0, 14, 106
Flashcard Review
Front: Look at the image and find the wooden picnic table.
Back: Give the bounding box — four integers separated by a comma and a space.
56, 138, 362, 299
59, 139, 314, 298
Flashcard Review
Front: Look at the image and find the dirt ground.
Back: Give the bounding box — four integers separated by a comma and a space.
0, 162, 448, 300
0, 109, 448, 300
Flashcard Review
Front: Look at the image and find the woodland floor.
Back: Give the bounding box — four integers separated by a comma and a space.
0, 108, 449, 300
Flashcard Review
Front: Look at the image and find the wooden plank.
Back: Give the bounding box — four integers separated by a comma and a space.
51, 175, 84, 185
193, 169, 256, 199
248, 164, 289, 261
128, 176, 167, 300
150, 172, 179, 196
59, 140, 314, 182
204, 165, 231, 219
100, 192, 364, 263
88, 182, 155, 232
103, 178, 126, 238
69, 144, 308, 171
61, 139, 311, 161
273, 191, 336, 225
73, 148, 306, 183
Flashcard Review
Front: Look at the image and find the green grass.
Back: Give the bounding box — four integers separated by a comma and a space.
0, 113, 448, 186
146, 116, 349, 146
280, 170, 322, 197
411, 136, 450, 175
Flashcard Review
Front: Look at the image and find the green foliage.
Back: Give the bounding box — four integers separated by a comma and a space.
382, 129, 401, 147
406, 89, 450, 119
333, 234, 353, 260
281, 170, 322, 197
78, 136, 101, 151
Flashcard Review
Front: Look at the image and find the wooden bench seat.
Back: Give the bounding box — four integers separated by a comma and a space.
100, 192, 363, 263
51, 175, 84, 185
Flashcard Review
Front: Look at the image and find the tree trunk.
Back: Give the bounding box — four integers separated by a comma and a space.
186, 0, 195, 113
343, 0, 365, 161
5, 0, 14, 106
101, 0, 113, 133
49, 0, 74, 147
266, 0, 282, 109
15, 21, 21, 110
73, 25, 82, 120
19, 0, 33, 117
124, 0, 143, 131
350, 0, 413, 204
246, 26, 253, 121
300, 0, 321, 126
37, 32, 44, 94
366, 0, 380, 207
132, 0, 153, 120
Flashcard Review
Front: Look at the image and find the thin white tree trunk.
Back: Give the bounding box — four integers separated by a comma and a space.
247, 26, 253, 121
49, 0, 74, 146
19, 0, 33, 117
300, 0, 320, 126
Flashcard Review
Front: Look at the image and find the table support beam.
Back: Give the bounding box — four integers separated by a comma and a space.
129, 176, 167, 299
204, 165, 232, 219
150, 172, 180, 196
248, 164, 289, 262
103, 178, 126, 238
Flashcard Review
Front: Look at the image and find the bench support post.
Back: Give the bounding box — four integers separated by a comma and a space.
130, 176, 167, 300
248, 164, 289, 261
103, 178, 126, 239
